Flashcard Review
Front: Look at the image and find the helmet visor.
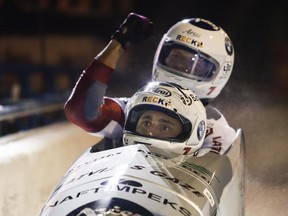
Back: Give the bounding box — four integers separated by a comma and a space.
157, 41, 220, 81
125, 105, 191, 141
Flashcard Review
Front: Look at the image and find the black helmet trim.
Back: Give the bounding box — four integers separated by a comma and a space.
188, 18, 220, 31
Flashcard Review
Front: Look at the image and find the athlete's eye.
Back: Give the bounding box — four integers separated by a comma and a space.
159, 124, 172, 132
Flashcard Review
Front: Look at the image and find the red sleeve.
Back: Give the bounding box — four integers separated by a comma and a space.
66, 97, 125, 133
85, 59, 113, 84
64, 59, 125, 133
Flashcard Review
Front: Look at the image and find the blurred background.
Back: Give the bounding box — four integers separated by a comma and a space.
0, 0, 287, 215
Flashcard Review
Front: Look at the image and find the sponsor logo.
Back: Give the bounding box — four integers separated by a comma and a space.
223, 62, 232, 75
48, 178, 194, 216
142, 96, 172, 107
175, 34, 203, 48
179, 94, 193, 106
205, 127, 223, 155
181, 160, 219, 184
218, 62, 232, 80
182, 29, 201, 37
197, 120, 206, 141
225, 37, 233, 56
67, 198, 154, 216
204, 188, 215, 207
151, 87, 172, 97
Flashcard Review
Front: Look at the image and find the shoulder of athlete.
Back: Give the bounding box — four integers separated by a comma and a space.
200, 104, 237, 155
206, 104, 231, 125
112, 97, 130, 109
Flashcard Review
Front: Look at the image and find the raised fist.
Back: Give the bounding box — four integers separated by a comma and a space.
112, 13, 153, 49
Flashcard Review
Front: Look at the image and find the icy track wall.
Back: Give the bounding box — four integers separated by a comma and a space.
0, 122, 101, 216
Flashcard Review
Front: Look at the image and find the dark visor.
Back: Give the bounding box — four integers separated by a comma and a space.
158, 41, 220, 81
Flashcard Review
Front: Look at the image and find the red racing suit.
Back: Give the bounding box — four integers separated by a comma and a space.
65, 58, 236, 156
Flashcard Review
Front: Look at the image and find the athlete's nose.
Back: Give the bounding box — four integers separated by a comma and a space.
144, 124, 160, 137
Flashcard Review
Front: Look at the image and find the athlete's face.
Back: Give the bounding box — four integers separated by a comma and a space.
165, 48, 207, 76
136, 110, 182, 139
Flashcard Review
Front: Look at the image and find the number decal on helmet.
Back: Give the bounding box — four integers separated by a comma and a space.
183, 147, 192, 155
207, 86, 216, 95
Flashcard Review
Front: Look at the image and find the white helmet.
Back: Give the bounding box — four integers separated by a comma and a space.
123, 81, 206, 158
152, 18, 234, 103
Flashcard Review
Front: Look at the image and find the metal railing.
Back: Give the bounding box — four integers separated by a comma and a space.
0, 100, 65, 122
0, 63, 78, 136
0, 96, 68, 136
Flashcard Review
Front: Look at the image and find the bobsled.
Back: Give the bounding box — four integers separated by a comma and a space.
40, 129, 245, 216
